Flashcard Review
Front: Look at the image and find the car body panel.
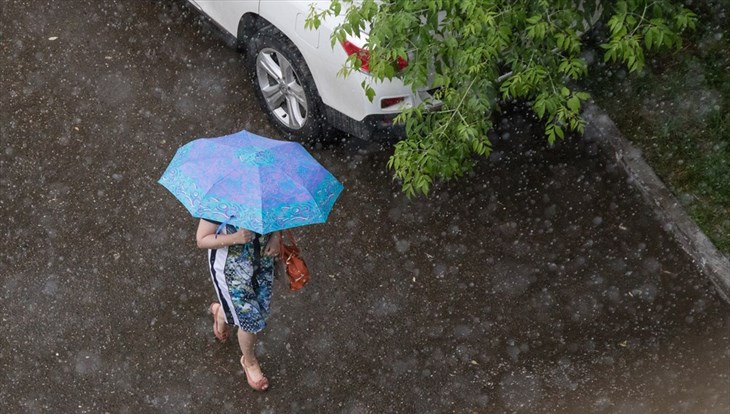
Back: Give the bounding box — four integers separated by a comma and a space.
190, 1, 259, 36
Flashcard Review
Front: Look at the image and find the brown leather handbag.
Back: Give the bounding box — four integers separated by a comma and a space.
279, 230, 310, 291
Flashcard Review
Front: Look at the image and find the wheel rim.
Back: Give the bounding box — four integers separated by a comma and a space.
255, 48, 308, 130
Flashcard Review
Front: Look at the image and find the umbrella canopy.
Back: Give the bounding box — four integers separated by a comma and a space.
158, 130, 343, 234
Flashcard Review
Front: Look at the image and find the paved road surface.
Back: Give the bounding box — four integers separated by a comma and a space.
1, 1, 727, 412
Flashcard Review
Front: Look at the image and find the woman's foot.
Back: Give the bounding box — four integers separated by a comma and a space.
240, 355, 269, 391
208, 303, 229, 342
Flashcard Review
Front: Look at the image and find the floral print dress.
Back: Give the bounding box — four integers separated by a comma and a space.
207, 223, 275, 333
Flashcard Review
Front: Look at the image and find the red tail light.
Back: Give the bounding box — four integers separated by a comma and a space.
341, 40, 409, 73
341, 40, 370, 72
381, 97, 405, 108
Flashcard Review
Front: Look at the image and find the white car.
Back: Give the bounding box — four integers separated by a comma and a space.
185, 0, 433, 141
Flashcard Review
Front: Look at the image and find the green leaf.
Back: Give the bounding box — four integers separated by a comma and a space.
546, 126, 556, 145
534, 99, 546, 119
567, 96, 580, 112
645, 28, 655, 49
362, 82, 375, 102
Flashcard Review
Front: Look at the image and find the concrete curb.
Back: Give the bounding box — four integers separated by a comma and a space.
582, 102, 730, 303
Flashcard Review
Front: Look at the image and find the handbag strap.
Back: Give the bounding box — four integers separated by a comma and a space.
278, 230, 299, 255
285, 230, 298, 248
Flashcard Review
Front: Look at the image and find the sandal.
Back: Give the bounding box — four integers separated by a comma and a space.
241, 356, 269, 391
208, 303, 229, 342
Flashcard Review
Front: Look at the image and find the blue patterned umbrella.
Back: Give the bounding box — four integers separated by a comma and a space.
158, 130, 343, 234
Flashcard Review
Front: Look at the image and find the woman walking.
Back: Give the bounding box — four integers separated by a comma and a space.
196, 218, 281, 392
157, 130, 343, 391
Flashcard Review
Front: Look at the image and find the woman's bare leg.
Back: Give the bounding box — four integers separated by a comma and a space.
209, 303, 230, 341
215, 306, 228, 335
238, 330, 265, 381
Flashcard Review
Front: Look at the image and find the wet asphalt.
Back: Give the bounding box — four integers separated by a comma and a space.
1, 1, 728, 413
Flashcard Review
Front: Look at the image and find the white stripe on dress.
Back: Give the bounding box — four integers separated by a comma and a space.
208, 244, 241, 327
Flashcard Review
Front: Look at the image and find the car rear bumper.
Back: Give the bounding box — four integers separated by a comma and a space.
324, 105, 405, 141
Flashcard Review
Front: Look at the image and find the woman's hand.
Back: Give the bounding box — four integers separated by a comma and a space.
232, 228, 253, 245
264, 231, 281, 257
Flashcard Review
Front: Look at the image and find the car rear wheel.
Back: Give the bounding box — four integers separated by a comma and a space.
246, 26, 326, 142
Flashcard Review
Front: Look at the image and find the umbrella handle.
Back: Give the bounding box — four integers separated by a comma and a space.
214, 215, 236, 238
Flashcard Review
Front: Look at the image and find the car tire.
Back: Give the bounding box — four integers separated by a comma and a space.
246, 25, 327, 143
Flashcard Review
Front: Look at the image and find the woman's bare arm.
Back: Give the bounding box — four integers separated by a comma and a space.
196, 219, 252, 249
